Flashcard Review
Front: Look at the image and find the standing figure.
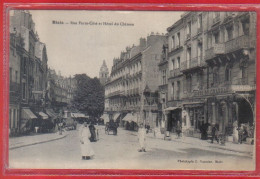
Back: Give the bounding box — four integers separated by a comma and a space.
232, 120, 239, 143
211, 124, 219, 144
89, 123, 97, 142
138, 124, 146, 152
80, 122, 95, 160
176, 121, 182, 139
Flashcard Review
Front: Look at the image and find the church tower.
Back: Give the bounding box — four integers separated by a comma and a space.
99, 60, 109, 85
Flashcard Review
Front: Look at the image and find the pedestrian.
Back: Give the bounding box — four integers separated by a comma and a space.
138, 123, 146, 152
238, 124, 248, 144
211, 123, 219, 144
89, 122, 97, 142
232, 120, 239, 144
79, 122, 95, 160
176, 120, 182, 139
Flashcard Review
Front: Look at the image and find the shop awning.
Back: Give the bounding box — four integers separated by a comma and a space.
101, 114, 109, 123
164, 107, 181, 112
182, 102, 204, 108
71, 113, 85, 118
39, 112, 49, 119
122, 113, 137, 123
45, 109, 57, 118
113, 113, 120, 121
21, 108, 37, 120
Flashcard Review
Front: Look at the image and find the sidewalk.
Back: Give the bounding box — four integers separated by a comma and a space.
9, 131, 68, 150
145, 131, 254, 155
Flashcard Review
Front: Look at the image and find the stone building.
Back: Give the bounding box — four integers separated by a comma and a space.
9, 10, 41, 134
161, 11, 256, 140
105, 33, 166, 129
9, 30, 23, 135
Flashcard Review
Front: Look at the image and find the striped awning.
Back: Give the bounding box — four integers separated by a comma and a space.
122, 113, 137, 123
39, 112, 49, 119
21, 108, 37, 120
101, 114, 110, 123
113, 113, 120, 121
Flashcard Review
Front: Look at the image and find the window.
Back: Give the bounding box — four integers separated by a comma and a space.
198, 44, 202, 61
242, 19, 250, 36
214, 31, 220, 44
187, 48, 191, 67
198, 14, 202, 30
171, 83, 175, 100
177, 57, 180, 69
186, 75, 192, 92
171, 35, 175, 50
226, 26, 234, 41
15, 71, 18, 83
176, 81, 181, 100
9, 67, 13, 84
22, 83, 26, 99
225, 65, 232, 82
212, 67, 219, 86
172, 59, 175, 70
187, 22, 191, 35
177, 32, 181, 46
162, 70, 167, 85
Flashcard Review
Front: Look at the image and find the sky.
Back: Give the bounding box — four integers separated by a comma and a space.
29, 10, 183, 78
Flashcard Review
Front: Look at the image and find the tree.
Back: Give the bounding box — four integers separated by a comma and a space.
72, 74, 104, 117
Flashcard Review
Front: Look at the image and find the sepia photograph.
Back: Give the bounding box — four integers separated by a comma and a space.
7, 9, 256, 171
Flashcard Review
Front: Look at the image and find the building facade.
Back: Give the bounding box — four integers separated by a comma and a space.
161, 11, 256, 140
105, 33, 166, 129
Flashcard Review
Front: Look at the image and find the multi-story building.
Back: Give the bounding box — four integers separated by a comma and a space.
105, 33, 166, 129
9, 30, 23, 135
162, 11, 256, 140
9, 10, 41, 134
164, 18, 186, 134
47, 69, 76, 113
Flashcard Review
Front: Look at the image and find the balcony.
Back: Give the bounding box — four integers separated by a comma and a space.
238, 77, 248, 85
205, 43, 225, 60
169, 68, 181, 78
225, 35, 250, 54
190, 56, 206, 69
143, 104, 158, 111
181, 57, 206, 72
205, 35, 250, 61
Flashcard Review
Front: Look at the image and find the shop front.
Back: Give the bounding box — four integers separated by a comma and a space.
182, 102, 205, 138
164, 107, 182, 134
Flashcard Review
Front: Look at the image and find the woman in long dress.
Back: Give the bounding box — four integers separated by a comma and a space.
79, 122, 95, 160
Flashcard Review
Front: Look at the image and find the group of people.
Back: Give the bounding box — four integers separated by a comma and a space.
210, 123, 250, 144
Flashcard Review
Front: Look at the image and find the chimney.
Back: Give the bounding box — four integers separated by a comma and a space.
139, 38, 146, 48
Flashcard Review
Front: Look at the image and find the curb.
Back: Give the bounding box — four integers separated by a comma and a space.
9, 133, 68, 150
146, 134, 253, 155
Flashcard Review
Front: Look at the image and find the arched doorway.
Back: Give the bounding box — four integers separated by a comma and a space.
238, 99, 253, 125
